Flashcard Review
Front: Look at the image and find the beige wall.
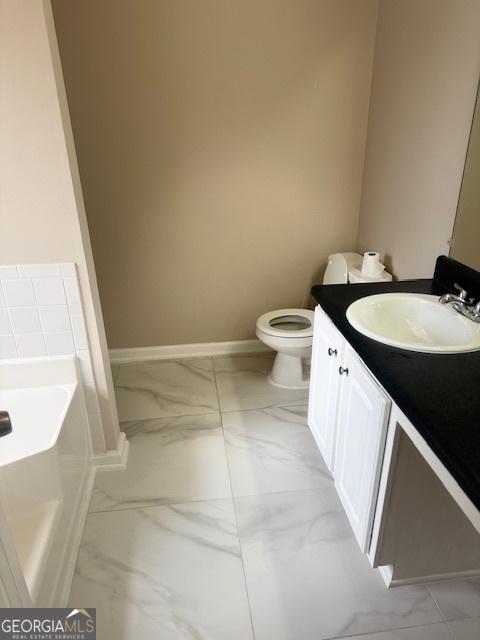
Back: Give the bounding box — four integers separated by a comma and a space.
451, 90, 480, 272
0, 0, 120, 451
356, 0, 480, 280
52, 0, 378, 348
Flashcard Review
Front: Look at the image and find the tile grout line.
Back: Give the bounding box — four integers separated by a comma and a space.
426, 584, 449, 624
322, 621, 454, 640
116, 402, 309, 431
444, 621, 459, 640
87, 484, 324, 516
425, 585, 459, 640
117, 409, 221, 433
211, 355, 257, 640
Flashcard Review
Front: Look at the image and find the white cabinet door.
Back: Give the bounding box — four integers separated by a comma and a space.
334, 346, 391, 552
307, 306, 345, 471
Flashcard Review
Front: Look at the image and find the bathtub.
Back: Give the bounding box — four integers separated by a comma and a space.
0, 357, 94, 606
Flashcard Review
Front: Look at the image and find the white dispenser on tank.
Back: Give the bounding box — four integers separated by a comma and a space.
323, 252, 392, 284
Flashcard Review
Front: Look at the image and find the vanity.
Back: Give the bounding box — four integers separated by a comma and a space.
308, 256, 480, 587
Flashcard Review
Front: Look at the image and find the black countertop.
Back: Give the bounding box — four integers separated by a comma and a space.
311, 276, 480, 512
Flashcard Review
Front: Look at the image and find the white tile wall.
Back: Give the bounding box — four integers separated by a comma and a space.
2, 279, 36, 307
0, 263, 104, 452
0, 263, 85, 359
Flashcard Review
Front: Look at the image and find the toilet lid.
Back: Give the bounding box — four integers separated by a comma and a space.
256, 308, 314, 338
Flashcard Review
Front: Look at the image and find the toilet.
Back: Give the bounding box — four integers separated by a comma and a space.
256, 252, 392, 389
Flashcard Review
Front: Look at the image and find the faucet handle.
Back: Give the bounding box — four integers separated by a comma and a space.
454, 283, 468, 301
453, 283, 475, 304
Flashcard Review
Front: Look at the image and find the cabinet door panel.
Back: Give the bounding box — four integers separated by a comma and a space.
335, 347, 391, 552
307, 306, 345, 471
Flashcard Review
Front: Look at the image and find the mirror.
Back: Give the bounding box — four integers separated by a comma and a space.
450, 85, 480, 271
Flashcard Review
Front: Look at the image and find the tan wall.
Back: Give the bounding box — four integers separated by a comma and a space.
451, 91, 480, 272
52, 0, 379, 348
356, 0, 480, 280
0, 0, 120, 451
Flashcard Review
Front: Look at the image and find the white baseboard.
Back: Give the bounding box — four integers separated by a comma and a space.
109, 339, 272, 365
378, 564, 480, 587
378, 565, 394, 587
93, 432, 129, 470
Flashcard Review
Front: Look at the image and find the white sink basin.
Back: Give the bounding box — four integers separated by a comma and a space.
346, 293, 480, 353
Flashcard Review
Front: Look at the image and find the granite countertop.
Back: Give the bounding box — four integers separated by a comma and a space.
311, 276, 480, 512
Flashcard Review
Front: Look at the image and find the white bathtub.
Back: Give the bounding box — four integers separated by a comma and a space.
0, 357, 94, 606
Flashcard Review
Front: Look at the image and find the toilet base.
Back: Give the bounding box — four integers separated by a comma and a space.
268, 352, 309, 389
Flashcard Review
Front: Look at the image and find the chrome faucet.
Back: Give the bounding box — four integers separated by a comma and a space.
439, 283, 480, 323
0, 411, 12, 437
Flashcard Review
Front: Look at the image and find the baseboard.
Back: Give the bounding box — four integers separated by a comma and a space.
378, 565, 394, 587
93, 432, 129, 470
109, 339, 272, 364
378, 564, 480, 587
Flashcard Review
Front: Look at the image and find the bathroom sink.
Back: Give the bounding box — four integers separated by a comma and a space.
346, 293, 480, 353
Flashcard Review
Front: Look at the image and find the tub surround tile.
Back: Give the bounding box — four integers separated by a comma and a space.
235, 489, 442, 640
115, 358, 219, 422
63, 276, 82, 314
32, 276, 66, 305
44, 331, 75, 356
213, 354, 308, 412
223, 405, 330, 497
0, 265, 18, 279
448, 618, 480, 640
0, 335, 17, 358
8, 306, 42, 334
38, 305, 70, 333
69, 499, 253, 640
2, 279, 36, 307
14, 332, 47, 357
428, 578, 480, 621
17, 263, 62, 278
90, 414, 231, 512
0, 309, 12, 335
60, 263, 77, 277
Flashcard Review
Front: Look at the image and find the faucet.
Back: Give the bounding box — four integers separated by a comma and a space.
439, 283, 480, 323
0, 412, 12, 437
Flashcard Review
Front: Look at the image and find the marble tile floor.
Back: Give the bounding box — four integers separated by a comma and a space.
69, 355, 478, 639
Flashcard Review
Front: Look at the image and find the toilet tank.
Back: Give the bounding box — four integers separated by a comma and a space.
323, 253, 363, 285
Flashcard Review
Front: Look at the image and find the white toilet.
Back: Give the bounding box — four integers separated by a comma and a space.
256, 252, 392, 389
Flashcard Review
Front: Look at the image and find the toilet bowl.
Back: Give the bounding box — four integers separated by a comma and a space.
256, 309, 314, 389
256, 253, 393, 389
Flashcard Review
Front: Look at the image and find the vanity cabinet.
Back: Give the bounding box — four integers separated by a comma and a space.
334, 346, 390, 551
308, 306, 391, 551
309, 287, 480, 587
307, 306, 345, 471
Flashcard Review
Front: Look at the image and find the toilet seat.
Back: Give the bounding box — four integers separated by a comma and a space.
256, 308, 314, 338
